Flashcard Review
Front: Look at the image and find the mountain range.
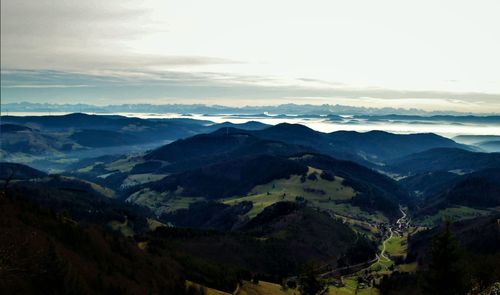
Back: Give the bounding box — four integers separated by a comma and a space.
2, 113, 500, 294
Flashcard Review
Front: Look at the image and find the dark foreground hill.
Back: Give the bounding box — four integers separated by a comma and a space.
1, 162, 380, 284
378, 215, 500, 295
1, 163, 154, 234
0, 190, 187, 295
408, 214, 500, 261
152, 202, 376, 282
0, 172, 379, 293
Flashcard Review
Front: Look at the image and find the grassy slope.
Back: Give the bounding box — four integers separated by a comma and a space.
224, 167, 347, 215
223, 167, 387, 224
384, 235, 407, 257
127, 188, 204, 214
223, 167, 354, 218
414, 205, 494, 227
235, 280, 380, 295
186, 281, 232, 295
328, 277, 380, 295
122, 173, 167, 187
237, 281, 295, 295
105, 156, 143, 172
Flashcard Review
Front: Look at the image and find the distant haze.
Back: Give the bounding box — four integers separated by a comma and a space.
3, 103, 500, 137
1, 0, 499, 113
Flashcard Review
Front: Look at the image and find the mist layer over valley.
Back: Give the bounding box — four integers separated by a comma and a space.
2, 108, 500, 294
2, 0, 500, 293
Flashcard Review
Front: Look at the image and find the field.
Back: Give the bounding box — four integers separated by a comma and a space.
126, 188, 204, 214
147, 218, 166, 230
186, 281, 232, 295
193, 279, 381, 295
369, 257, 394, 274
108, 219, 134, 237
105, 156, 144, 173
59, 175, 116, 198
328, 277, 380, 295
122, 173, 167, 187
323, 203, 388, 225
236, 281, 296, 295
384, 235, 407, 258
414, 206, 492, 227
224, 167, 357, 218
332, 214, 381, 239
396, 262, 418, 273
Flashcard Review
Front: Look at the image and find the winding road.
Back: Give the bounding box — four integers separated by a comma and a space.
287, 206, 409, 282
379, 206, 408, 262
396, 206, 407, 230
379, 228, 393, 262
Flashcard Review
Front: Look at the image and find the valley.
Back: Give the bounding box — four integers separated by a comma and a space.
3, 1, 499, 293
2, 113, 500, 294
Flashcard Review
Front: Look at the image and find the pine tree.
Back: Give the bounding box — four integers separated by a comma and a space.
423, 220, 470, 295
298, 263, 328, 295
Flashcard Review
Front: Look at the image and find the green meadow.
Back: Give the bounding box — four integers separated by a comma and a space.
224, 167, 356, 218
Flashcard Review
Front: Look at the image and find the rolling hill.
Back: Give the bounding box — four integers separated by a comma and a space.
209, 123, 467, 165
290, 153, 410, 217
69, 129, 140, 147
0, 162, 48, 180
408, 213, 500, 261
150, 202, 377, 281
453, 134, 500, 152
0, 114, 270, 171
0, 123, 34, 133
328, 130, 466, 162
128, 152, 408, 220
131, 155, 308, 200
412, 168, 500, 226
1, 164, 380, 293
387, 148, 500, 176
0, 124, 74, 155
478, 140, 500, 152
437, 168, 500, 208
399, 171, 461, 199
1, 163, 155, 234
144, 132, 313, 173
453, 134, 500, 145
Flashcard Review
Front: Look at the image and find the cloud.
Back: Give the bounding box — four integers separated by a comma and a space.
1, 0, 239, 70
1, 0, 498, 112
1, 84, 91, 89
1, 0, 152, 42
1, 69, 499, 113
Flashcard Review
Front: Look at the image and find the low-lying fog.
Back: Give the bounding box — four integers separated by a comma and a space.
9, 112, 500, 138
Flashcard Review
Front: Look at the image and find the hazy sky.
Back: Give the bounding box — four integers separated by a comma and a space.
1, 0, 499, 112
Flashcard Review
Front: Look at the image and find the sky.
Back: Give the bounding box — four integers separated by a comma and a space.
1, 0, 500, 113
